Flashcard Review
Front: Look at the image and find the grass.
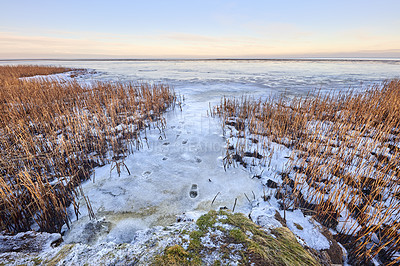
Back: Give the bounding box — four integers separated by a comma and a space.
212, 80, 400, 265
0, 65, 179, 234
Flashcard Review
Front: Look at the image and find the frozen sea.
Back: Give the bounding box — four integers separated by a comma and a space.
3, 59, 400, 98
2, 59, 400, 246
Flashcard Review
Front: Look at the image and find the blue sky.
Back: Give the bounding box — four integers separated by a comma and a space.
1, 0, 399, 58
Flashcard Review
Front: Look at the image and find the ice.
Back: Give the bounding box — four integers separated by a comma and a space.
6, 59, 400, 98
64, 95, 264, 244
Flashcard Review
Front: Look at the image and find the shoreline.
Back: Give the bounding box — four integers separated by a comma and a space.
1, 65, 399, 265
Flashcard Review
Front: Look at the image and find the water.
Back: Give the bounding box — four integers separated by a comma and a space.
3, 59, 400, 244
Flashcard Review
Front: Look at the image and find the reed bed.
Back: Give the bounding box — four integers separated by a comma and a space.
0, 64, 73, 79
212, 80, 400, 265
0, 65, 178, 234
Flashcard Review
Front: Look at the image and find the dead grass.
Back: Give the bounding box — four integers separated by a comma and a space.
213, 80, 400, 265
0, 65, 179, 234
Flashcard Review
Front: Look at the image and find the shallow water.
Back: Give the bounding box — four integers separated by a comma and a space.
3, 59, 400, 244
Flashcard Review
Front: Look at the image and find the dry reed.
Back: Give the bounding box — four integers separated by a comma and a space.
0, 65, 178, 234
213, 80, 400, 265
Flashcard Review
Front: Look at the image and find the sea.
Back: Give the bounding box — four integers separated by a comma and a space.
2, 59, 400, 98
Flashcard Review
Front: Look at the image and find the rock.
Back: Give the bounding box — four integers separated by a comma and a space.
320, 227, 344, 265
0, 231, 61, 253
63, 218, 111, 245
244, 151, 263, 159
250, 206, 283, 228
267, 179, 278, 188
176, 213, 193, 223
307, 248, 332, 266
274, 211, 287, 227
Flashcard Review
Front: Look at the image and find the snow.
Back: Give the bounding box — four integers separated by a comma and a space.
251, 205, 283, 228
63, 94, 264, 245
8, 60, 400, 263
281, 209, 330, 250
55, 85, 334, 257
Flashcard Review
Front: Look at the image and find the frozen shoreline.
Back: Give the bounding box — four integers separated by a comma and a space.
5, 60, 400, 264
0, 69, 346, 265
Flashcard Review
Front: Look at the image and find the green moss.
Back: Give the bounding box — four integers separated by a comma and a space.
215, 225, 226, 232
153, 244, 201, 265
247, 226, 319, 266
196, 210, 217, 231
153, 210, 320, 266
219, 211, 319, 266
229, 228, 247, 243
188, 230, 204, 252
221, 211, 261, 236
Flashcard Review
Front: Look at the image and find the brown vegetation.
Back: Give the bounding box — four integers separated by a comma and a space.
0, 65, 178, 234
213, 80, 400, 265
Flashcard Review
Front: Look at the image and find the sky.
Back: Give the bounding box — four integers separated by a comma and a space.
0, 0, 399, 59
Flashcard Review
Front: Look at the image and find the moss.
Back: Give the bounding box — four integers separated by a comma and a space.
229, 228, 247, 243
154, 210, 319, 265
262, 227, 319, 266
219, 211, 320, 266
215, 225, 227, 232
44, 244, 75, 266
196, 210, 217, 231
153, 244, 201, 265
188, 230, 204, 252
221, 211, 261, 236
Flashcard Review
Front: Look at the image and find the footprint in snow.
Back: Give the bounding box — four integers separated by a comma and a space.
189, 184, 198, 198
142, 171, 152, 177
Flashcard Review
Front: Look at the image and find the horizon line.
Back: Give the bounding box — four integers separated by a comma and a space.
1, 57, 400, 62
